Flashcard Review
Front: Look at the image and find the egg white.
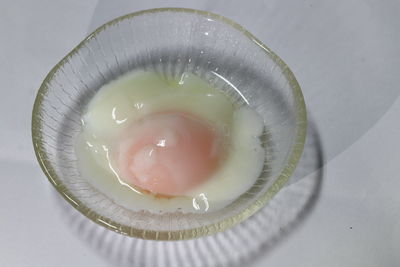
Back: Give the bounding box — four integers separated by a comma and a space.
75, 70, 265, 213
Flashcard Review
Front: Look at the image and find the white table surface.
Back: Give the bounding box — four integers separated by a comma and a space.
1, 1, 399, 266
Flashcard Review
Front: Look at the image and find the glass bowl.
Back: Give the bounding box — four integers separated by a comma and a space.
32, 8, 306, 240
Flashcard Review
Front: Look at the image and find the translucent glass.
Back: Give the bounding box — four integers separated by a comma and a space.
32, 8, 306, 240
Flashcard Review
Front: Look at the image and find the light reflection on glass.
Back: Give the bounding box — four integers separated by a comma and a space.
211, 71, 249, 105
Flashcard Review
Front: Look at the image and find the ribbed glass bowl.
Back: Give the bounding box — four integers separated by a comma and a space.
32, 8, 306, 240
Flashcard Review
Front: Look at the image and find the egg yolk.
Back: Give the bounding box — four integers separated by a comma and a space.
116, 112, 222, 196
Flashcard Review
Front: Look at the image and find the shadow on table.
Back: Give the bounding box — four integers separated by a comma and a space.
51, 115, 324, 267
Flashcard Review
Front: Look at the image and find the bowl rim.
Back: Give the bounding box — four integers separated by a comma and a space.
32, 7, 307, 240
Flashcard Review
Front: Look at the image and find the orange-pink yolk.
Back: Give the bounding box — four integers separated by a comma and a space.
115, 112, 222, 196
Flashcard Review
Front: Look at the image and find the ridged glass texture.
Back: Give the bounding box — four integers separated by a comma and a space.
32, 8, 306, 240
